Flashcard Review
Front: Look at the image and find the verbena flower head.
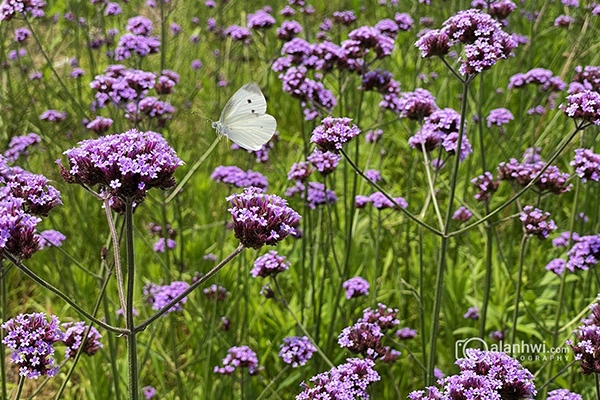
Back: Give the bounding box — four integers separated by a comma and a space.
251, 250, 290, 278
368, 192, 408, 210
398, 89, 438, 120
2, 169, 62, 217
296, 358, 380, 400
304, 182, 338, 209
338, 322, 386, 360
38, 229, 66, 249
144, 281, 189, 313
62, 321, 103, 359
227, 187, 300, 249
520, 206, 557, 239
60, 129, 183, 206
211, 166, 269, 191
203, 284, 229, 301
287, 162, 314, 182
416, 9, 516, 76
153, 237, 176, 253
307, 149, 341, 176
569, 324, 600, 375
569, 66, 600, 94
4, 133, 41, 163
127, 16, 153, 35
40, 110, 67, 122
396, 327, 417, 340
455, 350, 536, 398
0, 197, 41, 259
310, 117, 361, 153
277, 20, 303, 41
487, 108, 514, 127
464, 306, 479, 320
547, 389, 583, 400
342, 276, 370, 299
1, 313, 63, 379
142, 386, 156, 399
225, 25, 252, 42
452, 206, 472, 222
279, 336, 316, 367
214, 345, 260, 375
552, 231, 580, 249
497, 150, 571, 194
358, 303, 399, 331
0, 0, 46, 20
114, 33, 160, 61
471, 171, 499, 201
555, 15, 575, 28
561, 90, 600, 125
86, 116, 114, 135
508, 68, 566, 92
571, 148, 600, 182
90, 66, 156, 109
395, 12, 414, 31
248, 9, 276, 29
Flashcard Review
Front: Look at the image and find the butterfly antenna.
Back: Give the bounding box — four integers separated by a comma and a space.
191, 111, 212, 125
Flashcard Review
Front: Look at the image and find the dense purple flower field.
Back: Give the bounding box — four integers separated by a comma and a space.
1, 0, 600, 399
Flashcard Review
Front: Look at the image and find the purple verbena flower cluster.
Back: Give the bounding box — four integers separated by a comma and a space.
520, 206, 557, 239
342, 276, 370, 299
569, 65, 600, 94
61, 321, 103, 359
508, 68, 566, 92
358, 303, 399, 331
251, 250, 290, 278
409, 350, 536, 399
214, 345, 261, 375
561, 90, 600, 125
571, 148, 600, 182
0, 0, 46, 20
547, 389, 583, 400
415, 9, 516, 75
203, 284, 230, 301
471, 171, 499, 201
307, 149, 341, 176
60, 129, 183, 207
227, 187, 300, 249
38, 229, 66, 249
409, 108, 472, 161
1, 313, 63, 379
144, 281, 190, 313
279, 336, 316, 367
211, 166, 269, 191
569, 323, 600, 375
452, 206, 472, 222
497, 149, 571, 194
310, 117, 361, 152
464, 306, 479, 320
296, 358, 380, 400
487, 108, 514, 127
248, 9, 276, 30
4, 133, 41, 163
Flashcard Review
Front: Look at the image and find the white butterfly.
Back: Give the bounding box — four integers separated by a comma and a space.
212, 83, 277, 151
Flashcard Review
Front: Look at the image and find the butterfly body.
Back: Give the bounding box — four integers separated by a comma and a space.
213, 83, 277, 151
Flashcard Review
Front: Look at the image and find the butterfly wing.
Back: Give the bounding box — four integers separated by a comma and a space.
221, 112, 277, 151
219, 83, 268, 123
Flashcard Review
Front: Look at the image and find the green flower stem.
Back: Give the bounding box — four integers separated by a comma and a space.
420, 144, 445, 230
104, 198, 127, 315
125, 200, 138, 400
164, 137, 220, 205
14, 376, 24, 400
135, 244, 245, 332
255, 365, 291, 400
510, 235, 530, 351
54, 261, 112, 400
596, 373, 600, 400
25, 18, 89, 120
1, 261, 6, 400
272, 277, 334, 369
449, 123, 587, 237
3, 252, 127, 334
340, 149, 442, 236
427, 76, 471, 385
544, 173, 582, 395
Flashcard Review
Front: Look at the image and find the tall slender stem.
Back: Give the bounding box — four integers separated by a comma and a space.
0, 261, 7, 400
427, 77, 471, 385
14, 376, 24, 400
510, 235, 529, 350
125, 200, 138, 400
